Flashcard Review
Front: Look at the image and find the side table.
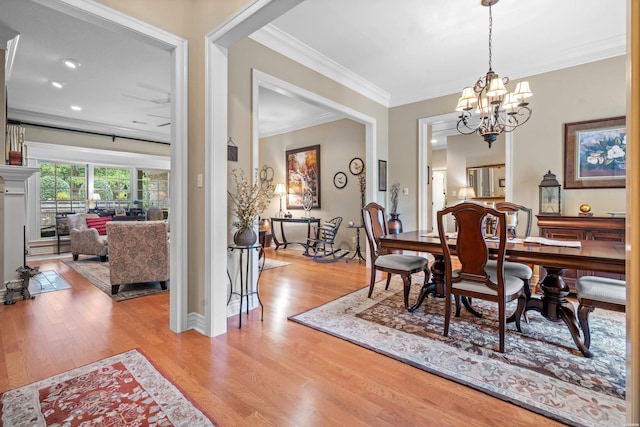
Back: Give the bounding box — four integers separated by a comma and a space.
227, 243, 264, 328
346, 224, 365, 262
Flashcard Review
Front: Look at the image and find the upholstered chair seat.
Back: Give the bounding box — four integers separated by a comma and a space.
576, 276, 626, 355
106, 221, 169, 295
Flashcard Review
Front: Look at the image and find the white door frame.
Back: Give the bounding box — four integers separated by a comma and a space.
33, 0, 189, 333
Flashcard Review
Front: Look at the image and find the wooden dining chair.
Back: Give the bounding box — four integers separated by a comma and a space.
362, 202, 431, 308
485, 202, 534, 304
437, 202, 527, 353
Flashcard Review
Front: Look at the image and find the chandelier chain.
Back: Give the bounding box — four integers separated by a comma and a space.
488, 4, 493, 71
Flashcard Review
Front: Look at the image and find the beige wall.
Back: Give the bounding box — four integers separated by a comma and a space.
259, 119, 365, 250
390, 55, 626, 235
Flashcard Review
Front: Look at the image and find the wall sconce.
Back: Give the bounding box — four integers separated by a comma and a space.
274, 183, 286, 218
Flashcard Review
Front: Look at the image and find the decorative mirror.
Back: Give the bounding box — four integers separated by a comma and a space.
467, 163, 506, 199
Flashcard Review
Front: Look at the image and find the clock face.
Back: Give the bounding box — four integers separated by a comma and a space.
349, 157, 364, 175
333, 171, 347, 189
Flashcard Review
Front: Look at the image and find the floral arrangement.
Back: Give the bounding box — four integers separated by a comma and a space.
228, 169, 272, 230
390, 183, 400, 213
582, 130, 626, 171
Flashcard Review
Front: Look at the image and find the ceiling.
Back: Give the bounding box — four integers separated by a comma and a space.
0, 0, 627, 148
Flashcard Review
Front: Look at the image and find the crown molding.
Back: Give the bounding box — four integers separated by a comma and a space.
250, 24, 390, 107
8, 108, 170, 144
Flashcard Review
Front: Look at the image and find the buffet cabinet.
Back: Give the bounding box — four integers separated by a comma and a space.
536, 215, 625, 292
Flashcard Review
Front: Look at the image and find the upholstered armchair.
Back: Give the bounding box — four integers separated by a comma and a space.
67, 213, 109, 261
106, 221, 169, 295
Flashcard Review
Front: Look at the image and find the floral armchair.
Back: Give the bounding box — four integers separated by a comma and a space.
67, 213, 109, 261
106, 221, 169, 295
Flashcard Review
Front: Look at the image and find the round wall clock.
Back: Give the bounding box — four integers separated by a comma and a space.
349, 157, 364, 175
333, 171, 347, 189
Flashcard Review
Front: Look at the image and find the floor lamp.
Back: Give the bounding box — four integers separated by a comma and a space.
275, 183, 286, 218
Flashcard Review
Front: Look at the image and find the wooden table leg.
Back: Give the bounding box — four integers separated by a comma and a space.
409, 254, 445, 312
522, 266, 592, 357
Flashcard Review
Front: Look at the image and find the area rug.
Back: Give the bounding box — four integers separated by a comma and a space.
0, 349, 214, 426
259, 258, 291, 271
0, 270, 71, 301
289, 278, 626, 427
63, 257, 168, 302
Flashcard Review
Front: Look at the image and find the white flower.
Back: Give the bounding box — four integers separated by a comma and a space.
607, 145, 625, 159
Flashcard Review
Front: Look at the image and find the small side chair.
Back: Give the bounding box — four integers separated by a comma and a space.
362, 202, 431, 309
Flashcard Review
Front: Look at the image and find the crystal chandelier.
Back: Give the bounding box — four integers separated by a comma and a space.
455, 0, 533, 148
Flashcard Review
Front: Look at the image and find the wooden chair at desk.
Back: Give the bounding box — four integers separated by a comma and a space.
437, 202, 527, 353
362, 202, 431, 309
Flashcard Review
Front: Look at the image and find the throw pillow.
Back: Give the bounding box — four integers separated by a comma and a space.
85, 216, 112, 235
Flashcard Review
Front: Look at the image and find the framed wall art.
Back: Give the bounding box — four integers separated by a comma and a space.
378, 160, 387, 191
286, 145, 320, 209
564, 116, 626, 189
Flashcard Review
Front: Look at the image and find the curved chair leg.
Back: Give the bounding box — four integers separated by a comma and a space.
577, 303, 595, 349
385, 273, 392, 290
400, 273, 412, 308
444, 292, 452, 337
514, 294, 526, 333
498, 300, 506, 353
367, 269, 377, 298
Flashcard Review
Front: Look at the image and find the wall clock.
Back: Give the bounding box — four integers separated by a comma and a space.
349, 157, 364, 175
333, 171, 347, 189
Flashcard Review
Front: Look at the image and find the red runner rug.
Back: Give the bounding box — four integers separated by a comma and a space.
1, 349, 214, 426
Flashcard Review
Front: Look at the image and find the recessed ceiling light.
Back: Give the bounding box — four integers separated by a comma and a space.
51, 81, 65, 89
70, 105, 82, 111
63, 58, 81, 69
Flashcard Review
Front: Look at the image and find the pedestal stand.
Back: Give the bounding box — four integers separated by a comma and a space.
4, 266, 39, 305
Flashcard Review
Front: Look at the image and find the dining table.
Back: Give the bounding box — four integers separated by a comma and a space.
378, 230, 626, 357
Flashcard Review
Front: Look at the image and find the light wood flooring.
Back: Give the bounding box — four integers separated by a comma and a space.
0, 248, 561, 426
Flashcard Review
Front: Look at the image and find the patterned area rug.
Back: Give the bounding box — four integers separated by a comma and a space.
289, 278, 626, 427
63, 257, 168, 302
259, 258, 291, 271
0, 349, 214, 426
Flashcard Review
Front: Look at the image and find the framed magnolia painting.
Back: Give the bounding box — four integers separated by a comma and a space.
564, 116, 626, 189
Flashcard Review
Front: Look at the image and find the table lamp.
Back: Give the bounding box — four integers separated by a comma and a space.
457, 187, 476, 201
274, 183, 286, 218
91, 193, 101, 209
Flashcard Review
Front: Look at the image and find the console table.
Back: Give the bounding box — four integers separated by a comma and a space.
270, 217, 321, 252
537, 215, 625, 292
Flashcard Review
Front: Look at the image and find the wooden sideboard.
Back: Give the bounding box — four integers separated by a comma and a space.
537, 215, 625, 292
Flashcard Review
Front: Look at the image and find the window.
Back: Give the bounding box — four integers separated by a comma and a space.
137, 170, 170, 210
39, 163, 87, 237
94, 166, 132, 209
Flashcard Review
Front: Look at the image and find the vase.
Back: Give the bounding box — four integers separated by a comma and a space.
233, 227, 257, 246
388, 213, 403, 235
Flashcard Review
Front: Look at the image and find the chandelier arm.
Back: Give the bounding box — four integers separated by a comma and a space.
456, 115, 481, 135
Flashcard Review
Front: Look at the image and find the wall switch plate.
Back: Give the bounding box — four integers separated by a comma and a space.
403, 187, 409, 195
197, 173, 203, 188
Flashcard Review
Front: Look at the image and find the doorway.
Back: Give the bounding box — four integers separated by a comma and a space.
431, 169, 446, 232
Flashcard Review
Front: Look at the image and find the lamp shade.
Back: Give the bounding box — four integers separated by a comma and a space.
274, 183, 286, 195
513, 81, 533, 100
457, 187, 476, 200
486, 75, 507, 97
91, 193, 101, 201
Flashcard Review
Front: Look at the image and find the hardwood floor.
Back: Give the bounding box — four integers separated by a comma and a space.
0, 248, 561, 426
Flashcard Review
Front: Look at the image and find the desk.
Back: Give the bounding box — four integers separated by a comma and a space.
227, 244, 264, 328
270, 217, 321, 252
379, 231, 625, 357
